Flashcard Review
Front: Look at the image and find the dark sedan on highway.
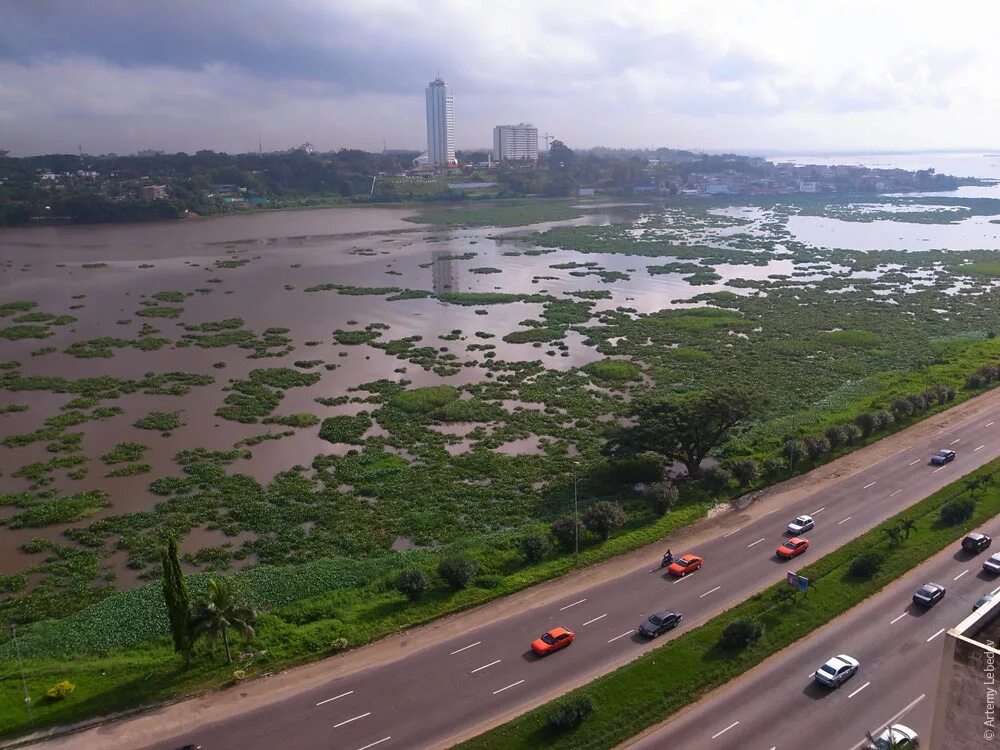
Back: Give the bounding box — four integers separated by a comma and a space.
913, 582, 946, 607
637, 610, 682, 638
930, 449, 956, 465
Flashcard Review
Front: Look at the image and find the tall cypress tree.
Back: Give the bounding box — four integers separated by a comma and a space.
161, 536, 192, 661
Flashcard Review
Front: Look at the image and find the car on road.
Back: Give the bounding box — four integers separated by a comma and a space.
531, 626, 575, 656
869, 723, 918, 749
983, 553, 1000, 575
667, 553, 703, 577
974, 594, 996, 611
776, 537, 811, 559
930, 449, 956, 465
813, 653, 859, 688
962, 532, 992, 553
638, 610, 682, 638
913, 582, 946, 608
786, 514, 815, 534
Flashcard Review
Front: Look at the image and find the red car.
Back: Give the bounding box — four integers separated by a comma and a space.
531, 626, 575, 656
776, 537, 810, 559
667, 553, 704, 577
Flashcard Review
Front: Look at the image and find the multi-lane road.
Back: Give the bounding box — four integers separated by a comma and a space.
39, 397, 1000, 750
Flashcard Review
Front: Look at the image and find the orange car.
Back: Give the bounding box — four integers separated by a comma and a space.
776, 537, 810, 559
667, 553, 704, 577
531, 626, 575, 656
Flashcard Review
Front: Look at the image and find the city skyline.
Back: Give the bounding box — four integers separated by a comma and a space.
2, 1, 1000, 156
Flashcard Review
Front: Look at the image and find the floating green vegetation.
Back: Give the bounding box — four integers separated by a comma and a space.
0, 301, 37, 317
583, 359, 642, 382
105, 463, 151, 478
81, 263, 108, 269
151, 290, 187, 303
503, 327, 564, 344
262, 413, 321, 428
293, 360, 323, 369
410, 201, 586, 227
0, 403, 28, 414
334, 329, 381, 345
215, 368, 320, 423
438, 292, 551, 306
133, 411, 183, 431
470, 267, 502, 274
567, 290, 613, 300
65, 336, 170, 358
390, 384, 459, 414
957, 262, 1000, 277
387, 289, 434, 301
101, 442, 150, 464
8, 490, 109, 528
319, 413, 372, 444
0, 325, 51, 340
215, 259, 250, 268
46, 432, 83, 454
236, 430, 295, 447
305, 283, 401, 295
135, 306, 183, 319
184, 318, 244, 331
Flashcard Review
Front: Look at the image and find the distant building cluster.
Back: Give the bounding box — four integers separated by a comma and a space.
493, 123, 538, 163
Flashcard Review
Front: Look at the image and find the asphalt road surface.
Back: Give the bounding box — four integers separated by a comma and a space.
626, 513, 1000, 750
119, 408, 1000, 750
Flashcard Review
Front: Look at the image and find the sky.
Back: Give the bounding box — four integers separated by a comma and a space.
2, 0, 999, 157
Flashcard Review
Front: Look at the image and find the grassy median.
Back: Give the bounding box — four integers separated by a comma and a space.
457, 461, 1000, 750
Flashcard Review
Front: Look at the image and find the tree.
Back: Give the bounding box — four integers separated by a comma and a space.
547, 140, 575, 173
582, 501, 628, 540
700, 465, 733, 492
395, 568, 432, 600
881, 526, 903, 548
548, 695, 595, 731
850, 551, 884, 580
438, 556, 478, 590
891, 398, 913, 418
607, 387, 758, 477
763, 457, 786, 477
644, 480, 679, 515
729, 459, 760, 487
190, 578, 257, 664
824, 425, 846, 448
783, 438, 807, 468
161, 536, 192, 662
842, 423, 864, 444
550, 516, 582, 551
899, 517, 916, 539
521, 533, 551, 563
719, 618, 764, 650
854, 412, 877, 437
940, 497, 975, 525
804, 436, 830, 461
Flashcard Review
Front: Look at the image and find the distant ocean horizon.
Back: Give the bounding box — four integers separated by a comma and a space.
765, 150, 1000, 180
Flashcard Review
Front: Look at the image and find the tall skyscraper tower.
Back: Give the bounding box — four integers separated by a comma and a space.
425, 78, 456, 169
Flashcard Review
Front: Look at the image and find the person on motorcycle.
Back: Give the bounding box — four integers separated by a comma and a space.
661, 549, 673, 566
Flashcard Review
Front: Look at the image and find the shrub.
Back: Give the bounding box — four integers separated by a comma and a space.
824, 425, 846, 448
395, 568, 431, 600
907, 393, 928, 411
892, 398, 913, 418
854, 412, 876, 437
582, 501, 628, 540
45, 680, 75, 700
783, 439, 807, 468
700, 465, 733, 492
849, 550, 885, 579
842, 423, 864, 444
521, 533, 551, 563
965, 372, 986, 390
719, 618, 764, 650
550, 516, 582, 551
330, 637, 349, 652
763, 457, 786, 477
438, 556, 479, 590
874, 410, 894, 431
644, 480, 679, 514
804, 436, 830, 461
547, 695, 595, 731
940, 497, 976, 525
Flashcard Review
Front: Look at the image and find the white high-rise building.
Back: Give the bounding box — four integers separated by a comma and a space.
425, 78, 456, 169
493, 123, 539, 163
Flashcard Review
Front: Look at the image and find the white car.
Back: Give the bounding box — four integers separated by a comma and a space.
983, 553, 1000, 575
814, 654, 859, 688
870, 724, 918, 749
787, 514, 815, 535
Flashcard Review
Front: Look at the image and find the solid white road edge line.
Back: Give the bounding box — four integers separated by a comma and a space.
470, 659, 501, 674
700, 586, 721, 598
354, 737, 391, 750
492, 680, 525, 695
608, 630, 633, 643
850, 694, 926, 750
450, 641, 481, 655
711, 721, 740, 739
559, 598, 587, 611
316, 690, 355, 706
927, 628, 946, 642
848, 681, 871, 698
582, 613, 607, 626
334, 712, 372, 728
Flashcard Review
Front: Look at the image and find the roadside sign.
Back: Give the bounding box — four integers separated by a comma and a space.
786, 572, 809, 591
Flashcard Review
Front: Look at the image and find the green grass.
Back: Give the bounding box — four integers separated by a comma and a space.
390, 385, 460, 414
457, 460, 1000, 750
823, 329, 883, 347
583, 360, 641, 382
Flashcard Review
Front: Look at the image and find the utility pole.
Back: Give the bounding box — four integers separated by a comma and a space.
573, 461, 581, 562
11, 623, 32, 719
370, 175, 377, 197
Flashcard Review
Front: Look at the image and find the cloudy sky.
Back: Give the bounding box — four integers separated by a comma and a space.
2, 0, 999, 156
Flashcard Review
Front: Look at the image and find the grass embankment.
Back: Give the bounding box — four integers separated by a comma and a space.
457, 461, 1000, 750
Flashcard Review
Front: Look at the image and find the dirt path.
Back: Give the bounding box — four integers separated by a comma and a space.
20, 386, 1000, 750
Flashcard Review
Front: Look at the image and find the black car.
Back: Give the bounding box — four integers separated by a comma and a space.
962, 532, 992, 553
638, 610, 682, 638
913, 583, 946, 608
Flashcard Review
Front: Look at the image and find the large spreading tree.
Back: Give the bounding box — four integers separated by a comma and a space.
606, 386, 758, 477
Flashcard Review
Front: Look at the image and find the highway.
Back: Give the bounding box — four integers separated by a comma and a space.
137, 408, 1000, 750
625, 514, 1000, 750
38, 394, 1000, 750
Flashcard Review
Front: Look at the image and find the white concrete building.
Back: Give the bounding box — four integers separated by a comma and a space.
425, 78, 456, 169
493, 123, 539, 163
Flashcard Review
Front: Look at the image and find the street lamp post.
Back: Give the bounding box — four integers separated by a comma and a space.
573, 461, 581, 561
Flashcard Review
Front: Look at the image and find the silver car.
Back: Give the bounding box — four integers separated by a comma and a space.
870, 723, 918, 749
814, 654, 859, 688
787, 514, 815, 535
984, 553, 1000, 575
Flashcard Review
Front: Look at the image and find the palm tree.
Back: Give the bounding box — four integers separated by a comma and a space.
190, 578, 257, 663
898, 518, 916, 540
881, 526, 902, 548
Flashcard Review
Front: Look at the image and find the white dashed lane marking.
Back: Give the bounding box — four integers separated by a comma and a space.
582, 614, 607, 626
849, 681, 871, 699
492, 680, 525, 695
747, 538, 766, 548
712, 721, 740, 739
608, 630, 633, 643
450, 641, 481, 655
334, 713, 371, 728
354, 738, 391, 750
954, 569, 969, 581
863, 481, 876, 489
927, 628, 945, 643
559, 598, 586, 611
700, 586, 721, 598
317, 691, 355, 706
470, 660, 501, 674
